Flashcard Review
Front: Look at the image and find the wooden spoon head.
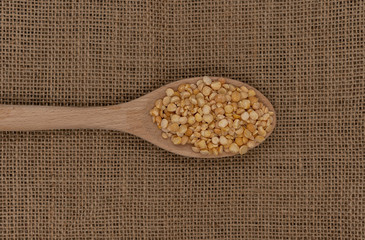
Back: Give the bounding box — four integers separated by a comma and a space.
128, 77, 276, 158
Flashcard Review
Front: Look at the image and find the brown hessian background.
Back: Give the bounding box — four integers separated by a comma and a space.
1, 1, 364, 239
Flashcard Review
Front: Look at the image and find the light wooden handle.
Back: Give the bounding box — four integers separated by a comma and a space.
0, 104, 120, 131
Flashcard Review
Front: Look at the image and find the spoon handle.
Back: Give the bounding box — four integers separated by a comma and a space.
0, 104, 121, 131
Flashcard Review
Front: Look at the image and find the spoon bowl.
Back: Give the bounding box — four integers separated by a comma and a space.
0, 77, 276, 158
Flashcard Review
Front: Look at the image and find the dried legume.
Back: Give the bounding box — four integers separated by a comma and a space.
150, 77, 274, 155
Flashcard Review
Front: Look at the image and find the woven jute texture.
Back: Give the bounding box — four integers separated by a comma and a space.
1, 1, 364, 239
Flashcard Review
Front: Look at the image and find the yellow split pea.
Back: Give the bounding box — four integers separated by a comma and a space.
150, 77, 274, 156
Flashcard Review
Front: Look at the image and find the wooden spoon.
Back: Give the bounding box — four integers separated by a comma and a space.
0, 77, 276, 158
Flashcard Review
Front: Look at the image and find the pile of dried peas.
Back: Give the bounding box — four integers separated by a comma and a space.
150, 77, 274, 155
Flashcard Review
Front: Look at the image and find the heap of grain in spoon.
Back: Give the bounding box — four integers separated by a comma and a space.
150, 77, 274, 156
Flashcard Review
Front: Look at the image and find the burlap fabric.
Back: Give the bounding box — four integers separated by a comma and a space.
1, 1, 364, 239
